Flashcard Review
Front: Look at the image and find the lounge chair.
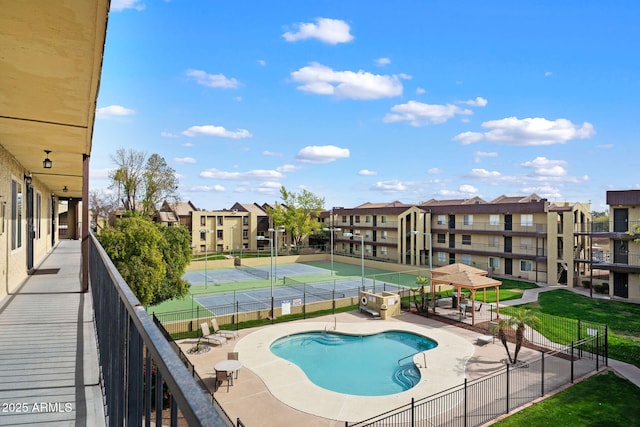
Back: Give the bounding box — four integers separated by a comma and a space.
228, 352, 239, 378
200, 322, 227, 346
211, 318, 240, 340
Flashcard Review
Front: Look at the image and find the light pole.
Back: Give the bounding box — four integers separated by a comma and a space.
269, 226, 285, 283
411, 230, 433, 311
322, 227, 341, 276
343, 232, 365, 289
200, 229, 213, 289
257, 235, 274, 317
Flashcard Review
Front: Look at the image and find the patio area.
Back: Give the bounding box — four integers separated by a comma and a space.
176, 310, 537, 426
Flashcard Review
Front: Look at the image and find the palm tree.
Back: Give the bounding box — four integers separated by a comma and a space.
490, 307, 540, 364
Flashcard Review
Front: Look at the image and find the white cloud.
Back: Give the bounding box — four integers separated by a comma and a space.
182, 125, 252, 139
263, 150, 283, 157
473, 151, 498, 163
358, 169, 378, 176
190, 185, 226, 192
371, 180, 407, 192
522, 185, 561, 199
283, 18, 354, 44
459, 184, 479, 194
257, 59, 267, 66
427, 168, 442, 174
468, 168, 503, 180
110, 0, 145, 12
199, 168, 284, 181
375, 57, 391, 66
174, 157, 196, 164
290, 62, 406, 100
461, 97, 488, 107
186, 69, 240, 89
545, 71, 553, 77
296, 145, 350, 163
182, 142, 195, 147
96, 105, 136, 119
597, 143, 614, 149
161, 131, 178, 138
383, 100, 472, 126
416, 87, 426, 95
255, 182, 283, 194
453, 117, 596, 146
277, 164, 299, 172
521, 157, 568, 177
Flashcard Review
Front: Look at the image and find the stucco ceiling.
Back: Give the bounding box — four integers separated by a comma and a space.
0, 0, 110, 199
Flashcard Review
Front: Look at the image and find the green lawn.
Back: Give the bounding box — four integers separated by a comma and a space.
494, 371, 640, 426
518, 289, 640, 367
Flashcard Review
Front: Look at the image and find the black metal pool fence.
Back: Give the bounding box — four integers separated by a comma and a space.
346, 331, 607, 427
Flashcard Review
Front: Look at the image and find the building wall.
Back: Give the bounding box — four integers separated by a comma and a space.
0, 144, 56, 299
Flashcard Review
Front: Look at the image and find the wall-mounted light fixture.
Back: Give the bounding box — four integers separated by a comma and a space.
43, 150, 53, 169
24, 175, 32, 185
63, 186, 68, 193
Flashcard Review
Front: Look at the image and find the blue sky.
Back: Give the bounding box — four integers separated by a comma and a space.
92, 0, 640, 212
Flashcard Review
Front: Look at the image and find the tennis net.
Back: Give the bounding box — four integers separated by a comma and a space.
283, 276, 346, 299
235, 265, 270, 280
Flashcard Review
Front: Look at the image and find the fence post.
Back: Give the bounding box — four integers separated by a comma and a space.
303, 285, 307, 319
541, 351, 545, 396
506, 363, 510, 414
605, 325, 609, 366
571, 341, 575, 383
464, 378, 468, 427
596, 331, 600, 371
411, 397, 415, 427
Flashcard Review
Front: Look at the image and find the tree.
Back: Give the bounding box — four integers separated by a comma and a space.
411, 276, 430, 313
268, 186, 325, 249
97, 214, 191, 305
109, 148, 179, 216
490, 307, 540, 364
88, 189, 117, 231
142, 153, 179, 216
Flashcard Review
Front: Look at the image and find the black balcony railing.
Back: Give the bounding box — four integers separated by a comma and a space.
89, 233, 229, 427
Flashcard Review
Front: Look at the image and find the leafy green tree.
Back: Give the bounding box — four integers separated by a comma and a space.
142, 153, 179, 216
97, 214, 190, 305
490, 307, 540, 364
268, 186, 325, 248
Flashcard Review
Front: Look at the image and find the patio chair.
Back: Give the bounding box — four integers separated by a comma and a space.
211, 318, 240, 340
215, 369, 232, 392
228, 352, 239, 378
200, 322, 227, 346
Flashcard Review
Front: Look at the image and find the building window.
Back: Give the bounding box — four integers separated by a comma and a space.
217, 216, 223, 226
355, 215, 360, 223
437, 233, 446, 243
462, 235, 471, 245
11, 179, 22, 250
200, 216, 206, 226
365, 215, 371, 223
217, 230, 223, 239
200, 245, 206, 252
437, 215, 446, 225
243, 217, 249, 225
342, 215, 347, 223
489, 214, 500, 226
488, 236, 499, 247
243, 230, 248, 239
381, 246, 388, 255
489, 257, 500, 269
365, 231, 371, 238
381, 231, 388, 239
464, 215, 473, 226
520, 260, 533, 271
437, 252, 447, 263
365, 244, 371, 253
461, 254, 472, 265
200, 231, 206, 241
381, 216, 387, 224
520, 237, 533, 249
520, 214, 533, 227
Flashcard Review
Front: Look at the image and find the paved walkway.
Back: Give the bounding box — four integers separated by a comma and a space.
0, 241, 104, 426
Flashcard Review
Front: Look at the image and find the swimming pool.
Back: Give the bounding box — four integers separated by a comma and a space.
270, 330, 438, 396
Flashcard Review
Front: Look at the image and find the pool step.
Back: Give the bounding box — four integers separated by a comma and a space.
393, 364, 421, 389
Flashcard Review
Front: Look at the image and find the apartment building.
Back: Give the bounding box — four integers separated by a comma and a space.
191, 202, 273, 255
588, 190, 640, 299
325, 195, 591, 287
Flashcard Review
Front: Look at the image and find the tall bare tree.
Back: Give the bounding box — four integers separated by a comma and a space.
142, 153, 179, 216
109, 148, 146, 212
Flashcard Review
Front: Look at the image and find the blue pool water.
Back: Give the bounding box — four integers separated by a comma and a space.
270, 331, 437, 396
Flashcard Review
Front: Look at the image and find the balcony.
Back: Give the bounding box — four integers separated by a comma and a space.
0, 239, 229, 426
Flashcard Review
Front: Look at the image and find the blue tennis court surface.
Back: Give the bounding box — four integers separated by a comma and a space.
183, 262, 328, 286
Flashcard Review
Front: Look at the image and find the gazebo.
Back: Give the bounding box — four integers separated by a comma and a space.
429, 263, 501, 325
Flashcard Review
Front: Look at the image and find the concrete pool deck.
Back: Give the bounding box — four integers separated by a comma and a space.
177, 311, 540, 426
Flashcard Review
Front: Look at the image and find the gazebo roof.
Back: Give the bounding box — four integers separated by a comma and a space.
431, 270, 501, 290
431, 263, 488, 277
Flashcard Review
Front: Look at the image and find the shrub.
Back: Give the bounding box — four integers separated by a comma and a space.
582, 280, 592, 288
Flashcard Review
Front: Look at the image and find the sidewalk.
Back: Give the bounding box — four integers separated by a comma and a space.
0, 241, 104, 426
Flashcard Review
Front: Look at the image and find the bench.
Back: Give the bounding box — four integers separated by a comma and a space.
360, 306, 380, 317
477, 334, 494, 345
